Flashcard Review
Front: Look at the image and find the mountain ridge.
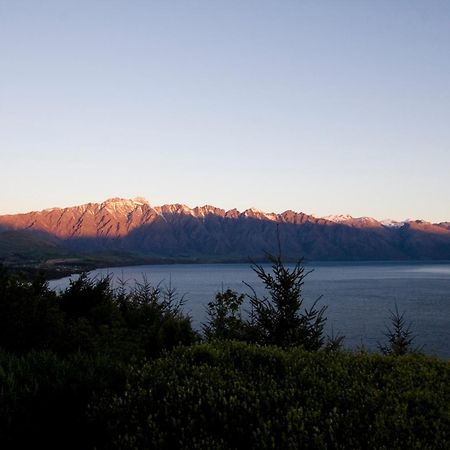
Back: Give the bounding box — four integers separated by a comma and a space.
1, 197, 449, 263
2, 196, 447, 229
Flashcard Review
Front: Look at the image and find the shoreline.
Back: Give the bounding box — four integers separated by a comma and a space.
4, 257, 450, 282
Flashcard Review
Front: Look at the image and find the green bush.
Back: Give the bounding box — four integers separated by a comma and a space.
203, 253, 343, 350
1, 343, 448, 449
245, 254, 329, 349
378, 304, 421, 356
0, 269, 197, 360
203, 289, 248, 341
0, 269, 65, 353
96, 341, 450, 449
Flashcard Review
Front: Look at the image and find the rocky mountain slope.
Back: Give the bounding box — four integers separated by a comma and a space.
1, 197, 449, 262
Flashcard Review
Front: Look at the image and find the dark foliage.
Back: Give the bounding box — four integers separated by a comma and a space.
203, 289, 247, 340
204, 252, 343, 350
245, 254, 328, 349
378, 304, 421, 356
0, 267, 64, 353
0, 267, 197, 360
0, 351, 128, 450
0, 266, 447, 449
96, 341, 450, 449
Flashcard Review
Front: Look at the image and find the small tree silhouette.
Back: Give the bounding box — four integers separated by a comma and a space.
203, 228, 344, 350
378, 304, 419, 356
203, 289, 246, 340
245, 252, 329, 350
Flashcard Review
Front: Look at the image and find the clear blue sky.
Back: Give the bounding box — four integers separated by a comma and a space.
1, 0, 449, 222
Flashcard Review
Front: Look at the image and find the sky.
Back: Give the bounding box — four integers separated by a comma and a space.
1, 0, 449, 222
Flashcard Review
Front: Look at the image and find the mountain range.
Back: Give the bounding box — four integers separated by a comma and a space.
1, 197, 449, 265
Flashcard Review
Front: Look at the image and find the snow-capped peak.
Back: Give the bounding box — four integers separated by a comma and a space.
380, 219, 406, 228
323, 214, 354, 223
101, 197, 150, 215
103, 197, 149, 205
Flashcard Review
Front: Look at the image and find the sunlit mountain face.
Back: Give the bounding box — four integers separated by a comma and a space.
1, 197, 449, 261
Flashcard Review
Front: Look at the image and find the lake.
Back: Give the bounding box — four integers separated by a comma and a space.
49, 261, 450, 359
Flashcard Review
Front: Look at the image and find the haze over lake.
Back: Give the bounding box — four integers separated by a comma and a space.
49, 261, 450, 359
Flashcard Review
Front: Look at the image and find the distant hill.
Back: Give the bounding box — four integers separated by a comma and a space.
0, 230, 70, 261
1, 197, 449, 263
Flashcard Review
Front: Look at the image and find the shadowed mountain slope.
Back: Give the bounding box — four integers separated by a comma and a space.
1, 197, 449, 262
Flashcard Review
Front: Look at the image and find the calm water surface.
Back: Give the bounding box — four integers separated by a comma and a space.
49, 262, 450, 358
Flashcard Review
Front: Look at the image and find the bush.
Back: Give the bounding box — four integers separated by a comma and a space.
96, 341, 450, 449
203, 289, 247, 340
203, 252, 341, 350
0, 269, 197, 360
378, 304, 421, 356
245, 253, 328, 349
0, 268, 65, 353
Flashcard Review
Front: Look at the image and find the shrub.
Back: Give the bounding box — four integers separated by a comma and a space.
0, 268, 65, 353
203, 252, 342, 350
203, 289, 247, 341
245, 253, 328, 349
96, 341, 450, 449
378, 304, 420, 356
0, 269, 197, 360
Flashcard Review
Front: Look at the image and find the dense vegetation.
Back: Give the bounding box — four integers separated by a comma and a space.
0, 268, 196, 360
0, 262, 448, 449
98, 342, 450, 449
